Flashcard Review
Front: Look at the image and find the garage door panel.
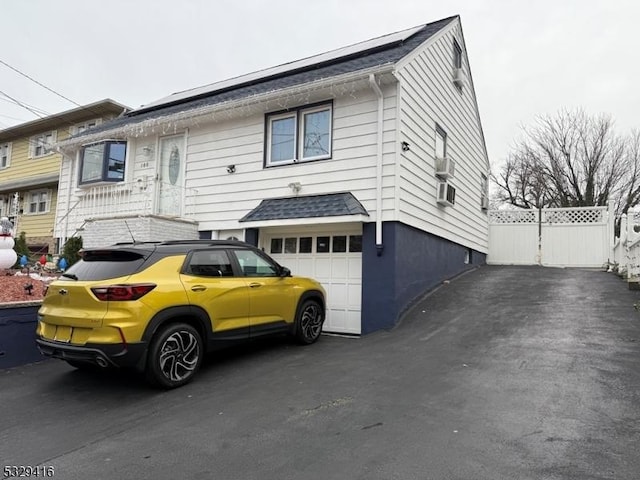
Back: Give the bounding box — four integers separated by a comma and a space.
348, 258, 362, 279
265, 230, 362, 335
347, 284, 362, 309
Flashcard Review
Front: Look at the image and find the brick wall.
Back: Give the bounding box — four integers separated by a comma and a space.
81, 215, 199, 248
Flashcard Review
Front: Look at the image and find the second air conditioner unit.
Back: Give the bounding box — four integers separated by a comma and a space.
437, 181, 456, 207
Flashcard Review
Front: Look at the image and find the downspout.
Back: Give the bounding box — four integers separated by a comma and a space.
369, 74, 384, 256
61, 151, 75, 251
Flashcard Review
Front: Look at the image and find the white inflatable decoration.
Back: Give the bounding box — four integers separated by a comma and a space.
0, 216, 17, 269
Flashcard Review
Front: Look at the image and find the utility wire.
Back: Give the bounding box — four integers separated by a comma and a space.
0, 58, 83, 108
0, 90, 45, 119
0, 95, 50, 116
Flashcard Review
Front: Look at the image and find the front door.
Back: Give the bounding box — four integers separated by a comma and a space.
157, 135, 185, 216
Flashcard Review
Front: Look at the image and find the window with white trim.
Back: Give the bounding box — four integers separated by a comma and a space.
0, 195, 11, 217
453, 39, 462, 69
72, 118, 102, 135
435, 124, 447, 159
29, 131, 56, 158
26, 189, 51, 215
79, 141, 127, 185
0, 142, 11, 169
266, 103, 332, 166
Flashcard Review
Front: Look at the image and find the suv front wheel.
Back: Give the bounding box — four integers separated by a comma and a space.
294, 300, 324, 345
145, 323, 203, 389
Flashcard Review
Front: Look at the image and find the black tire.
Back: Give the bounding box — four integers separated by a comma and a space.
145, 323, 203, 389
294, 300, 324, 345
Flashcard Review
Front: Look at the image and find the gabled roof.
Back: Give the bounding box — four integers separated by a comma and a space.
0, 99, 128, 142
69, 16, 457, 140
239, 192, 369, 223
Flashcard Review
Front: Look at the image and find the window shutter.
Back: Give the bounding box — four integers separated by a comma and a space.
28, 137, 35, 158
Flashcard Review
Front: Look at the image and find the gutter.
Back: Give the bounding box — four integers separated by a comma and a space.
369, 73, 384, 256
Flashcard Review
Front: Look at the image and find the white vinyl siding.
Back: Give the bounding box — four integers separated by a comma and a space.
396, 21, 489, 254
184, 87, 398, 232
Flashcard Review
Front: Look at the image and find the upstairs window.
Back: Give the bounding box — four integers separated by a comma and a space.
266, 103, 332, 166
0, 142, 11, 169
79, 141, 126, 185
29, 131, 56, 158
453, 39, 462, 69
435, 124, 447, 159
72, 118, 102, 135
26, 189, 51, 215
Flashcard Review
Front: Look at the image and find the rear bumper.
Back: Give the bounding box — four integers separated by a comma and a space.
36, 337, 146, 369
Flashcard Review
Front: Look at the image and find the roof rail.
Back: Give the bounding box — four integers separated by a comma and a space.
158, 239, 249, 246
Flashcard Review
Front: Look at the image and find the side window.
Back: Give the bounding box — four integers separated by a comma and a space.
186, 250, 234, 277
233, 249, 279, 277
435, 124, 447, 159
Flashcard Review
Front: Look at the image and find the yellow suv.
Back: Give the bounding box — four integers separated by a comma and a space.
36, 240, 326, 388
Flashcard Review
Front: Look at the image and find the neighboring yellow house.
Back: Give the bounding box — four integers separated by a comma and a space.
0, 100, 128, 255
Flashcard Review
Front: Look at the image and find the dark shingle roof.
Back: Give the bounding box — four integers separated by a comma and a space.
239, 192, 369, 222
72, 16, 456, 139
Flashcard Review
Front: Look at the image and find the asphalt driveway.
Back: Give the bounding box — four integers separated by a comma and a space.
1, 266, 639, 480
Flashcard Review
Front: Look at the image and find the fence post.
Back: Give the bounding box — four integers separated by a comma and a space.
608, 201, 615, 265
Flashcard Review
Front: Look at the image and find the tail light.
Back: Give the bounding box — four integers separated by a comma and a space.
91, 284, 156, 301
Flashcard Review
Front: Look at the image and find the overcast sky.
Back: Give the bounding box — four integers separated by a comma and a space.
1, 0, 637, 171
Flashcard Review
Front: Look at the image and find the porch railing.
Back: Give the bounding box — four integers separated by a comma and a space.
72, 180, 198, 220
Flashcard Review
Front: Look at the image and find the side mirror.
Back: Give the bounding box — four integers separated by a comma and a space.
280, 266, 291, 277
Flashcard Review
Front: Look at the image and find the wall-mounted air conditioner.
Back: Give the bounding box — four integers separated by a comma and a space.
435, 156, 455, 179
453, 68, 465, 88
437, 181, 456, 207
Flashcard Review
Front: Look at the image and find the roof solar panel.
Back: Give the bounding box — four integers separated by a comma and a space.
137, 24, 425, 112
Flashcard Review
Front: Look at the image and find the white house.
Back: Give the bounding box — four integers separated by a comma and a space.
55, 15, 490, 335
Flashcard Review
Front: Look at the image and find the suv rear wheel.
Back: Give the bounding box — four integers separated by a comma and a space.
294, 300, 324, 344
145, 323, 203, 389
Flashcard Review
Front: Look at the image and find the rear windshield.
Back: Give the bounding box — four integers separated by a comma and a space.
60, 250, 148, 281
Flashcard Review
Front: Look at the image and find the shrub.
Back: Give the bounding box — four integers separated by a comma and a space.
62, 236, 83, 267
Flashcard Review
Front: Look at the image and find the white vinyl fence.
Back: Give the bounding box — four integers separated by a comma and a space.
488, 206, 614, 268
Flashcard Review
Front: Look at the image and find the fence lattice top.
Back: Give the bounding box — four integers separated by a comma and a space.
488, 210, 536, 224
489, 207, 606, 224
543, 208, 603, 224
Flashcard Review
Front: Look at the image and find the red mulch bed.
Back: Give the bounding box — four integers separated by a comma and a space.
0, 271, 58, 302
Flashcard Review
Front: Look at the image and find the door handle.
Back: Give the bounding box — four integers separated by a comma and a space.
191, 285, 207, 292
249, 282, 262, 288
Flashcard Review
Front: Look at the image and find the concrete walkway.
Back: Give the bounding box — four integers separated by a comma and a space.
1, 266, 639, 479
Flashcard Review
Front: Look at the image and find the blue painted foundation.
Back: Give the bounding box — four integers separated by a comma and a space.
0, 302, 44, 369
361, 221, 486, 334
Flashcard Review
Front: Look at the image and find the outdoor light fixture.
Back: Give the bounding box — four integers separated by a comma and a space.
227, 165, 236, 174
288, 182, 302, 193
401, 141, 410, 152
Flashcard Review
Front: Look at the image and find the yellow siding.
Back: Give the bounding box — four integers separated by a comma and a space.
17, 188, 58, 238
0, 136, 63, 182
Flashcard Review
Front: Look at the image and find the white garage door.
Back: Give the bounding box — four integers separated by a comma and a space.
264, 228, 362, 335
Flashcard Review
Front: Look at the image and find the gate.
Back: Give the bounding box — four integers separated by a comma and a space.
488, 206, 614, 267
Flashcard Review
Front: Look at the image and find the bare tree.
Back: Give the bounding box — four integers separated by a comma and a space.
494, 109, 637, 214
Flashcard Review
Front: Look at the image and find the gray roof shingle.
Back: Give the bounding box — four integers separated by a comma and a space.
72, 16, 456, 139
239, 192, 369, 222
